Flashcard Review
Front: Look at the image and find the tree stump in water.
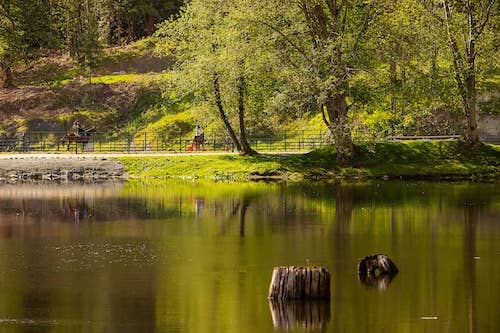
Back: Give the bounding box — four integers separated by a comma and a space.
268, 266, 330, 300
358, 254, 398, 276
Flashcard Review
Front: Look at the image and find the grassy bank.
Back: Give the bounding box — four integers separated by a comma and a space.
118, 141, 500, 181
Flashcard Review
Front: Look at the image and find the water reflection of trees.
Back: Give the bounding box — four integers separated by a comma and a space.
0, 181, 498, 332
464, 202, 478, 333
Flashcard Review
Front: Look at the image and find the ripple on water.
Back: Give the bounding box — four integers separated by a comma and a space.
0, 318, 58, 326
50, 242, 160, 271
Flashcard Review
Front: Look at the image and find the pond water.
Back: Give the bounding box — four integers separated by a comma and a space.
0, 180, 498, 333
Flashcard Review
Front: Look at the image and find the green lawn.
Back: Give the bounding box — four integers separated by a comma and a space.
118, 141, 500, 181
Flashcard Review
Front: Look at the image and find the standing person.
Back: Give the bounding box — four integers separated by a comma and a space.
193, 122, 205, 150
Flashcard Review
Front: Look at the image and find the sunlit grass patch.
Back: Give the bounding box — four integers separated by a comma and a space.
117, 141, 499, 181
91, 73, 169, 84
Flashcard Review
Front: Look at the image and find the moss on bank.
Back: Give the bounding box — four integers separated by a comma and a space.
118, 141, 500, 181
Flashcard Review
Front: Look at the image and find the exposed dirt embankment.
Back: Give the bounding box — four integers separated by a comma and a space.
0, 155, 126, 181
1, 46, 171, 135
0, 83, 142, 122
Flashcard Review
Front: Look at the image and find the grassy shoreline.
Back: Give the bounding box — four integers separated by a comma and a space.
117, 141, 500, 181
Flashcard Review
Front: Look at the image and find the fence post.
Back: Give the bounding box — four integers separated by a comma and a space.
179, 131, 182, 152
23, 134, 27, 152
143, 132, 147, 151
284, 130, 287, 152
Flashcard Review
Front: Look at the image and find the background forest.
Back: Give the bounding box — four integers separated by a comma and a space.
1, 0, 499, 159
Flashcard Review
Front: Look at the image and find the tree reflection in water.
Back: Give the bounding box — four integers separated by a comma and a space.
465, 202, 478, 333
0, 180, 497, 333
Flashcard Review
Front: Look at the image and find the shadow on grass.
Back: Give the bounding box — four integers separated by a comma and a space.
254, 141, 500, 178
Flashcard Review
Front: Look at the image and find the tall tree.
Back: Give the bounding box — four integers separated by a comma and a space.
79, 0, 102, 83
156, 0, 270, 155
248, 0, 385, 163
423, 0, 498, 144
51, 0, 103, 81
358, 1, 462, 137
0, 0, 52, 87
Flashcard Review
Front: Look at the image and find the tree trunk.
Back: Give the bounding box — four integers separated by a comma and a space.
464, 4, 479, 144
146, 15, 155, 36
213, 74, 242, 152
237, 75, 258, 156
239, 199, 250, 237
464, 75, 479, 144
127, 17, 134, 42
324, 93, 353, 164
430, 45, 438, 97
389, 57, 397, 114
0, 62, 14, 88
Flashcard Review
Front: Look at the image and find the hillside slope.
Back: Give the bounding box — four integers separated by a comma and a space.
0, 40, 174, 137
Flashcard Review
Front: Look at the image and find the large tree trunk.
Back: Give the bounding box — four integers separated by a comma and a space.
0, 61, 14, 88
389, 57, 397, 114
237, 75, 258, 156
464, 74, 479, 144
323, 92, 353, 164
213, 74, 242, 152
463, 4, 480, 144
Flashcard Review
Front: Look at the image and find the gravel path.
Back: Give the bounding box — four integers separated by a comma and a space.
0, 152, 235, 181
0, 154, 126, 181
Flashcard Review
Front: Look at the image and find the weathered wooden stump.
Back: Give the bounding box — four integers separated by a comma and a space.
269, 300, 330, 330
268, 266, 330, 300
358, 254, 399, 276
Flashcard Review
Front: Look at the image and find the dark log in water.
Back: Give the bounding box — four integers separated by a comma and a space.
269, 300, 330, 330
268, 266, 330, 300
358, 254, 399, 276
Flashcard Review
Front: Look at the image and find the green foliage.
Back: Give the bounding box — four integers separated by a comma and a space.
77, 0, 104, 82
136, 109, 195, 142
97, 0, 181, 45
0, 0, 53, 86
2, 0, 499, 149
155, 0, 286, 147
122, 79, 190, 135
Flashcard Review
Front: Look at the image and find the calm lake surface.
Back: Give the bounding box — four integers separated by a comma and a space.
0, 180, 498, 333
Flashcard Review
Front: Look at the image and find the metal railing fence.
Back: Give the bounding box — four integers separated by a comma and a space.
1, 131, 496, 153
0, 130, 334, 153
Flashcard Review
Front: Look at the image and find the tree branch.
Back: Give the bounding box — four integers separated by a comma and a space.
321, 104, 331, 128
249, 17, 312, 63
349, 0, 377, 61
421, 0, 445, 24
442, 0, 468, 103
475, 0, 497, 38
